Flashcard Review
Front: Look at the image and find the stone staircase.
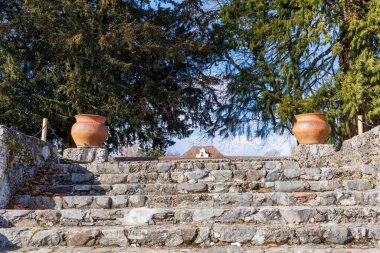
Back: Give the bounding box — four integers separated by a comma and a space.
2, 127, 380, 252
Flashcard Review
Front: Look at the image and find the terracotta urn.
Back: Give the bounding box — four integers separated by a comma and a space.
71, 114, 108, 147
292, 113, 330, 144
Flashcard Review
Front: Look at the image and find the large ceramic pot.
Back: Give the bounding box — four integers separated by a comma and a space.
71, 114, 108, 147
292, 113, 330, 144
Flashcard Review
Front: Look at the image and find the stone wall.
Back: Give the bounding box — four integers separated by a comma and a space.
5, 125, 380, 209
292, 125, 380, 184
0, 126, 57, 208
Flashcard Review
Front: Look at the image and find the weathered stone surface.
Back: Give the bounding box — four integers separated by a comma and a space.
0, 227, 25, 248
210, 170, 232, 182
8, 126, 380, 252
275, 181, 305, 192
66, 228, 101, 246
60, 210, 85, 221
34, 210, 61, 224
178, 183, 208, 193
283, 168, 302, 179
27, 229, 61, 247
269, 192, 290, 205
179, 162, 194, 170
280, 207, 316, 224
246, 170, 266, 181
253, 207, 279, 223
194, 226, 211, 244
112, 184, 131, 195
205, 163, 219, 171
8, 245, 380, 253
71, 173, 93, 183
323, 225, 354, 244
192, 208, 224, 222
127, 226, 196, 246
63, 148, 107, 163
14, 195, 37, 209
74, 185, 92, 191
156, 162, 172, 173
264, 161, 281, 170
94, 196, 111, 209
266, 168, 283, 181
63, 196, 93, 209
0, 126, 56, 209
302, 168, 321, 180
98, 227, 128, 247
309, 181, 331, 192
208, 183, 228, 193
98, 174, 127, 184
124, 208, 161, 225
343, 180, 371, 191
184, 170, 208, 181
218, 193, 252, 206
127, 173, 141, 183
128, 195, 146, 207
213, 225, 256, 243
170, 172, 186, 183
292, 192, 317, 202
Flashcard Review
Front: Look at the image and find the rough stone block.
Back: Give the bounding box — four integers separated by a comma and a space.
128, 195, 146, 207
280, 207, 316, 224
111, 195, 128, 208
323, 225, 354, 244
283, 168, 302, 179
303, 168, 321, 180
246, 170, 266, 181
156, 162, 172, 173
71, 173, 93, 183
343, 179, 371, 191
192, 208, 224, 222
210, 170, 232, 182
184, 170, 208, 181
178, 183, 208, 193
213, 225, 256, 243
99, 227, 129, 247
27, 229, 61, 247
63, 148, 108, 163
275, 181, 305, 192
66, 228, 101, 246
98, 174, 128, 184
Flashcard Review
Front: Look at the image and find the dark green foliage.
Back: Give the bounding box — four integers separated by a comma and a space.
0, 0, 222, 151
214, 0, 380, 146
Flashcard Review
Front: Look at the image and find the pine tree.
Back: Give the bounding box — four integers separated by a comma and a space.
0, 0, 223, 151
214, 0, 380, 146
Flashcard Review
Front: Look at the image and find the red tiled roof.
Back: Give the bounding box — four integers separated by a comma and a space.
181, 146, 224, 159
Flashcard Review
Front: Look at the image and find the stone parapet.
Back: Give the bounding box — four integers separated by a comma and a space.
63, 148, 108, 163
0, 125, 57, 208
292, 125, 380, 182
292, 144, 337, 167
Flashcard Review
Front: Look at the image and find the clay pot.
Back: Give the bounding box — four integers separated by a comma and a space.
71, 114, 108, 147
292, 113, 330, 144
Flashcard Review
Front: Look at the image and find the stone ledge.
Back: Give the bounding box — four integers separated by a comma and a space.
63, 148, 108, 163
0, 125, 57, 209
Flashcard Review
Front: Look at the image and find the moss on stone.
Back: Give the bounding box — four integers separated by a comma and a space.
5, 139, 36, 175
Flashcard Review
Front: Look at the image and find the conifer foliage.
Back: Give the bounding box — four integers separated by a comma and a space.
215, 0, 380, 145
0, 0, 221, 150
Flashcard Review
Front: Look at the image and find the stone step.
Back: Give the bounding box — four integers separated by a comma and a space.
7, 245, 380, 253
54, 162, 368, 183
55, 159, 295, 174
27, 178, 375, 197
11, 190, 380, 210
3, 206, 380, 228
1, 223, 380, 248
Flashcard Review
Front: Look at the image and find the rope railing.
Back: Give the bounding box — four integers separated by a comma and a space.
358, 118, 377, 128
